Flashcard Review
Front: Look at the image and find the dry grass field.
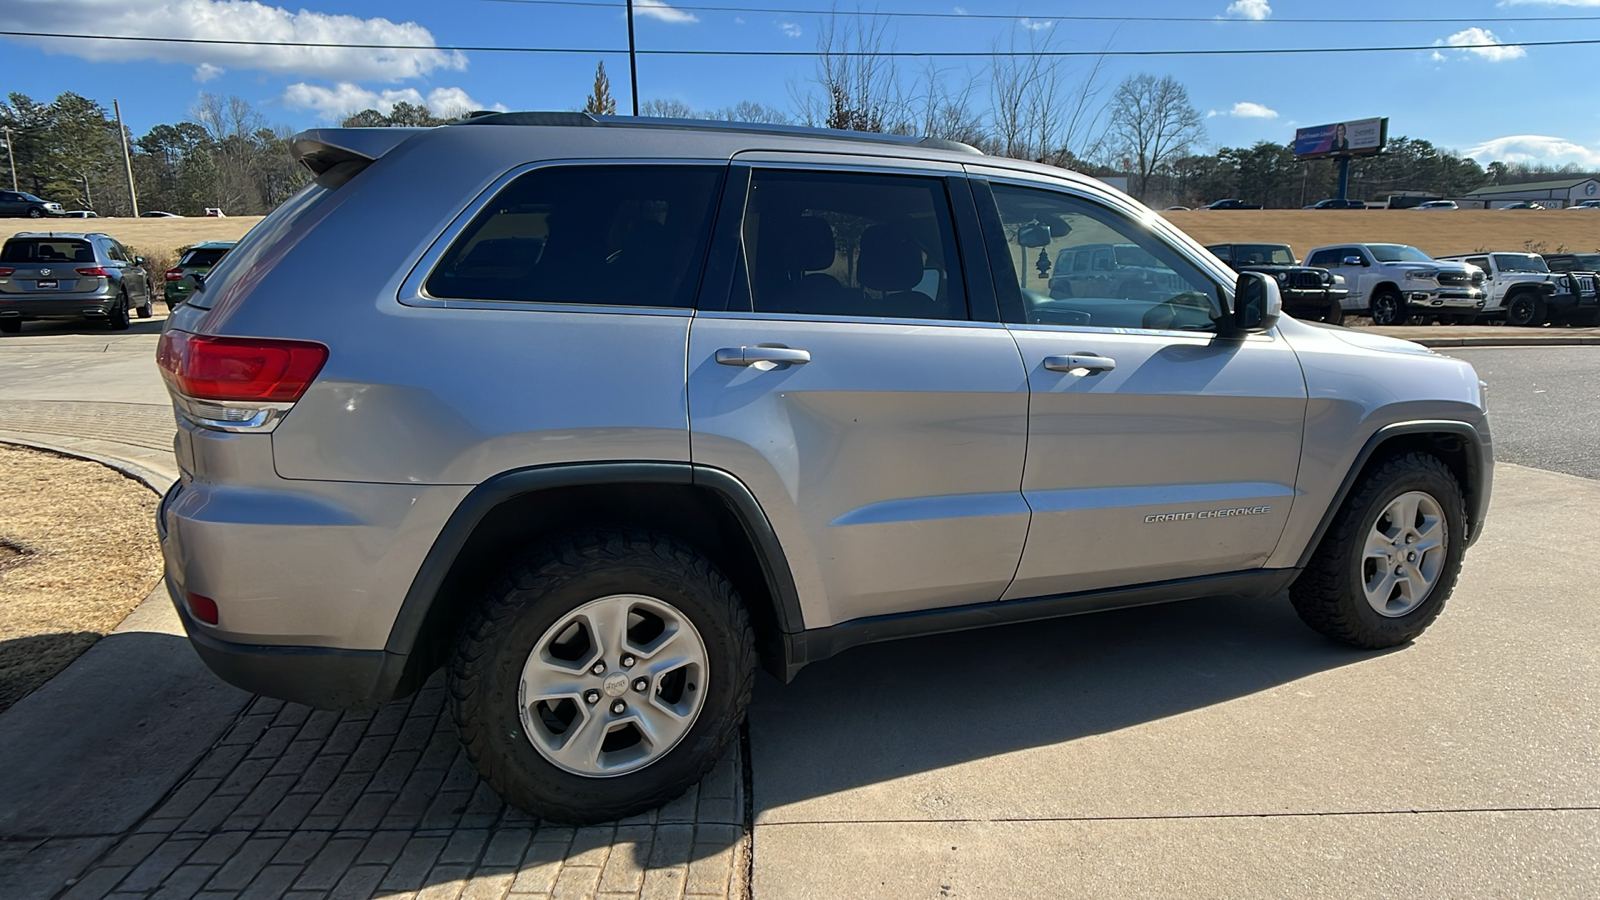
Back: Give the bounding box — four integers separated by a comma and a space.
11, 209, 1600, 269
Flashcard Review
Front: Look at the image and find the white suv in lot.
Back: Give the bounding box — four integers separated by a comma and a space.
157, 114, 1494, 823
1304, 243, 1485, 325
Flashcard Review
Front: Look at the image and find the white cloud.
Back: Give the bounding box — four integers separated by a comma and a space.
1438, 27, 1527, 61
634, 0, 698, 24
953, 6, 969, 14
282, 83, 503, 121
1207, 101, 1279, 119
193, 62, 224, 82
0, 0, 464, 82
1466, 135, 1600, 167
1225, 0, 1272, 19
779, 21, 802, 38
1019, 18, 1054, 31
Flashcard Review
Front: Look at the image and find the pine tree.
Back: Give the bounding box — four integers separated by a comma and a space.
584, 62, 617, 116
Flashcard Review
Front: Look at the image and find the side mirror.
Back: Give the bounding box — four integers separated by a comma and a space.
1342, 255, 1365, 267
1016, 223, 1052, 248
134, 256, 146, 266
1232, 271, 1281, 334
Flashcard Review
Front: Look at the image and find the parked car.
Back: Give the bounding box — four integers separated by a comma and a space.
1163, 206, 1191, 211
140, 211, 181, 218
1205, 242, 1348, 324
1414, 200, 1459, 210
1543, 252, 1600, 273
1199, 198, 1261, 210
1304, 243, 1485, 325
0, 231, 155, 332
1499, 201, 1546, 211
1302, 198, 1366, 210
203, 208, 227, 217
1569, 200, 1600, 210
163, 241, 237, 309
61, 210, 101, 218
1436, 252, 1598, 326
0, 190, 65, 218
157, 113, 1493, 824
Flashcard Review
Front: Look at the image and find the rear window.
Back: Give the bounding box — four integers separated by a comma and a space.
1, 239, 95, 264
426, 165, 725, 308
179, 247, 230, 268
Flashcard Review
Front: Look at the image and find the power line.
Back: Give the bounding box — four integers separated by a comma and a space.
475, 0, 1600, 26
6, 29, 1600, 57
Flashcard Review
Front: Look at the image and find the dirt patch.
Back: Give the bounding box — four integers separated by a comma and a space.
0, 444, 163, 714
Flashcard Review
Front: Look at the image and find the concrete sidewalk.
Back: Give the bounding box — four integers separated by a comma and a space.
0, 400, 749, 900
1365, 323, 1600, 347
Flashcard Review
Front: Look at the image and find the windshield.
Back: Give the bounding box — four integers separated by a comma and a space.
1230, 244, 1295, 265
1370, 244, 1434, 263
1492, 253, 1549, 274
0, 239, 94, 263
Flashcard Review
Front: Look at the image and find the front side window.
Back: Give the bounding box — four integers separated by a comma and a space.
427, 165, 725, 308
1306, 249, 1339, 267
738, 169, 967, 320
988, 183, 1221, 332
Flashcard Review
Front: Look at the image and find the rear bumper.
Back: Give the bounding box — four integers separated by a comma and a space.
0, 292, 118, 320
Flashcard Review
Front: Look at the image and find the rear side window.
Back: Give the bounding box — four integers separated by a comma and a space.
0, 239, 95, 263
185, 182, 335, 310
180, 247, 230, 268
427, 165, 725, 308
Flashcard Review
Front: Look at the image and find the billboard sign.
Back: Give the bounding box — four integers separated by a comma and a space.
1294, 117, 1387, 160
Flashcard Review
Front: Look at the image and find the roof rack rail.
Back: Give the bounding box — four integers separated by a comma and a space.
453, 111, 983, 155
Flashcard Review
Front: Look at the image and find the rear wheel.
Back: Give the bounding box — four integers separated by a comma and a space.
1370, 289, 1406, 326
1289, 453, 1466, 648
450, 530, 756, 824
1504, 291, 1547, 327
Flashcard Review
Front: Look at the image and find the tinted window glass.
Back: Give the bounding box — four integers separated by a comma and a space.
1306, 250, 1338, 267
739, 170, 967, 320
989, 183, 1220, 332
180, 247, 230, 268
1370, 244, 1432, 263
427, 165, 724, 308
1492, 253, 1548, 273
186, 182, 334, 310
0, 239, 95, 264
1229, 244, 1295, 265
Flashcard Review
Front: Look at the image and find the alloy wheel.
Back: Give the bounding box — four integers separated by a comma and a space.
1361, 491, 1448, 617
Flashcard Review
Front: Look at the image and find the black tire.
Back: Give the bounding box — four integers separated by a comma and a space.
1370, 289, 1406, 326
0, 319, 20, 334
1289, 453, 1466, 648
136, 295, 153, 318
450, 529, 756, 825
1504, 290, 1547, 327
26, 207, 43, 219
107, 293, 130, 331
1322, 300, 1345, 326
1570, 309, 1600, 327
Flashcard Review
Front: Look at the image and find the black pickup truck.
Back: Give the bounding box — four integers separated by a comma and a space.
1206, 243, 1349, 324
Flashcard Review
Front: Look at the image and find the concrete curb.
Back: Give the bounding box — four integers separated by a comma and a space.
0, 434, 172, 495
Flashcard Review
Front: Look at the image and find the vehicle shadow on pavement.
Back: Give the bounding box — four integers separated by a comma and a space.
0, 629, 744, 900
749, 591, 1387, 812
0, 318, 166, 338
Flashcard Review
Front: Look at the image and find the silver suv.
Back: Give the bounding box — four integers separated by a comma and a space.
0, 231, 155, 332
157, 114, 1493, 824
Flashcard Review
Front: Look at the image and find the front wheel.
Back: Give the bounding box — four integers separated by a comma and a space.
1504, 291, 1547, 327
1370, 290, 1406, 326
1322, 300, 1345, 326
107, 294, 130, 330
135, 294, 153, 318
26, 207, 43, 219
1289, 453, 1466, 648
450, 530, 756, 824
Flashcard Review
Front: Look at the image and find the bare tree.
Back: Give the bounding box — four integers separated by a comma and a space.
793, 10, 902, 133
639, 98, 696, 118
584, 62, 617, 116
911, 62, 985, 146
1106, 73, 1204, 199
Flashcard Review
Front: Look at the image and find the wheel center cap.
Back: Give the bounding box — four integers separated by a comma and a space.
602, 672, 629, 698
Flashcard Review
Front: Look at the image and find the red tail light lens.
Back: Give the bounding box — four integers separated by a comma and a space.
75, 266, 110, 277
0, 268, 14, 277
165, 268, 185, 281
157, 330, 329, 402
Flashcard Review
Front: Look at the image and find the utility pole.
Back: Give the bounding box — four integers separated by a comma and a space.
3, 126, 16, 191
113, 99, 140, 217
625, 0, 640, 115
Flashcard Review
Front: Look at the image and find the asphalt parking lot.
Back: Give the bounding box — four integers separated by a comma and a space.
1452, 347, 1600, 480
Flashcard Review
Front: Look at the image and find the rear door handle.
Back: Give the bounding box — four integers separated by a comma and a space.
715, 346, 811, 367
1044, 354, 1116, 374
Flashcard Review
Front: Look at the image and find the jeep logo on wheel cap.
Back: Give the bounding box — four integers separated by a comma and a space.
603, 672, 629, 697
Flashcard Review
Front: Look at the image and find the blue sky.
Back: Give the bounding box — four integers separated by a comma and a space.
3, 0, 1600, 167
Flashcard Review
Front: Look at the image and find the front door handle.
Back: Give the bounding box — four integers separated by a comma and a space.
1044, 353, 1116, 374
715, 346, 811, 367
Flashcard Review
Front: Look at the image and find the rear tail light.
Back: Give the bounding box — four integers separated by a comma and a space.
184, 591, 219, 625
158, 330, 328, 403
75, 266, 110, 277
165, 268, 185, 281
0, 268, 13, 277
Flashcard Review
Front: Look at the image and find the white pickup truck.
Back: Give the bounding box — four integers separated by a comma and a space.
1436, 251, 1600, 327
1304, 243, 1485, 325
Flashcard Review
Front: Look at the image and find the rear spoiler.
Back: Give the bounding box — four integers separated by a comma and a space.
288, 128, 430, 188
